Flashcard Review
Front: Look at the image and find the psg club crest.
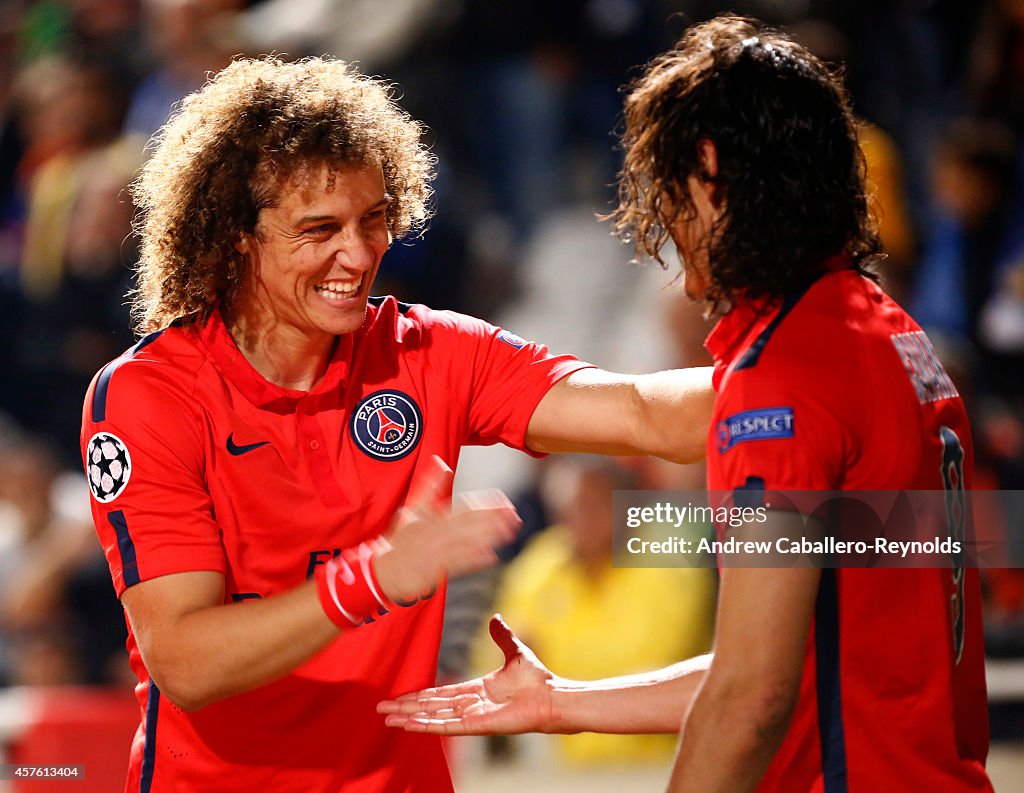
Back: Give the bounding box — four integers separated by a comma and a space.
86, 432, 132, 503
351, 390, 423, 461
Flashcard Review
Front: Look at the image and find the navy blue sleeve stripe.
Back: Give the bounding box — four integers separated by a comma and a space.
91, 330, 166, 422
733, 476, 766, 508
91, 360, 120, 423
108, 510, 140, 587
140, 680, 160, 793
815, 568, 849, 793
734, 278, 817, 371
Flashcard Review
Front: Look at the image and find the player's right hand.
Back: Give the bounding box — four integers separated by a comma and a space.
377, 614, 556, 735
372, 457, 521, 603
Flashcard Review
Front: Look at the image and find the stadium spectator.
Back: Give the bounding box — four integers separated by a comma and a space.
80, 56, 715, 792
0, 425, 125, 687
17, 56, 124, 302
910, 117, 1018, 344
236, 0, 451, 75
381, 15, 994, 793
965, 0, 1024, 134
123, 0, 241, 141
14, 137, 140, 465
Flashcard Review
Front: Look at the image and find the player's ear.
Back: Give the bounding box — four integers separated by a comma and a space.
697, 139, 718, 179
235, 234, 251, 256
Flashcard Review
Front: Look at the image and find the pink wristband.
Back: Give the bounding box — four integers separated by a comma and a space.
314, 542, 394, 629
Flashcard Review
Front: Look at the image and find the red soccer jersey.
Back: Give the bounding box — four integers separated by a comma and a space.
81, 297, 591, 793
705, 269, 992, 792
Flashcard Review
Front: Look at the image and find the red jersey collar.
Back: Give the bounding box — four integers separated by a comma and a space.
704, 297, 777, 389
197, 307, 355, 410
704, 254, 854, 387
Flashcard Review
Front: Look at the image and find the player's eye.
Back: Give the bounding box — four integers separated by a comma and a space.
303, 224, 335, 237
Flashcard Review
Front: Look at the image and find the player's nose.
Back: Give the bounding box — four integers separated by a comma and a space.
333, 229, 379, 274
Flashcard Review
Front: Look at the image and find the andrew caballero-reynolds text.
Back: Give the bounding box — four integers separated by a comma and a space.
626, 535, 963, 557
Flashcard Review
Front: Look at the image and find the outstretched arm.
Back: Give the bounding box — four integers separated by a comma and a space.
378, 615, 711, 736
526, 367, 715, 464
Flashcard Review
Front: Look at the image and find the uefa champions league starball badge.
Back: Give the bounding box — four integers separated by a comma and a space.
86, 432, 132, 503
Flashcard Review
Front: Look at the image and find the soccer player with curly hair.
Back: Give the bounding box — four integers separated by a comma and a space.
81, 56, 715, 792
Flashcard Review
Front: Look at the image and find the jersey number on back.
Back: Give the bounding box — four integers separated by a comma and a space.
939, 425, 966, 664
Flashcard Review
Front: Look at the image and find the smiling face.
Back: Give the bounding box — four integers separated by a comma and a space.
234, 161, 391, 345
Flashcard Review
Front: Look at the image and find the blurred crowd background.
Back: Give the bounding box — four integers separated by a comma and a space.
1, 0, 1024, 786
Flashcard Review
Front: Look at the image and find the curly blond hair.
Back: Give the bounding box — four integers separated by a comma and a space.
130, 56, 435, 333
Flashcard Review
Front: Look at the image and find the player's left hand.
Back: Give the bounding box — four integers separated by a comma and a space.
373, 457, 521, 602
377, 614, 556, 735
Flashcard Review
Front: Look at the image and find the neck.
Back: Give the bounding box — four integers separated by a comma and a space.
226, 308, 336, 392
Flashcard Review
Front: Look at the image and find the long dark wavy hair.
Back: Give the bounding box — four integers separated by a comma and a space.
611, 15, 882, 307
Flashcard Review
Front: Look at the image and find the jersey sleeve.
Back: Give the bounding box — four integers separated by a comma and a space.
81, 356, 225, 597
424, 310, 594, 454
708, 357, 851, 493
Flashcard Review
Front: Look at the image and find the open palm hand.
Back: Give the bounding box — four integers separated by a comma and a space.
378, 615, 556, 735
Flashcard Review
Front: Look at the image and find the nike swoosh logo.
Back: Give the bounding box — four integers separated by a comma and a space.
226, 433, 271, 456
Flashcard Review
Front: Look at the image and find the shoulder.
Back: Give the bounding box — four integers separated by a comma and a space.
363, 295, 511, 349
82, 326, 209, 503
726, 272, 899, 395
767, 270, 931, 402
366, 296, 494, 333
784, 269, 910, 351
85, 324, 208, 427
710, 273, 913, 487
